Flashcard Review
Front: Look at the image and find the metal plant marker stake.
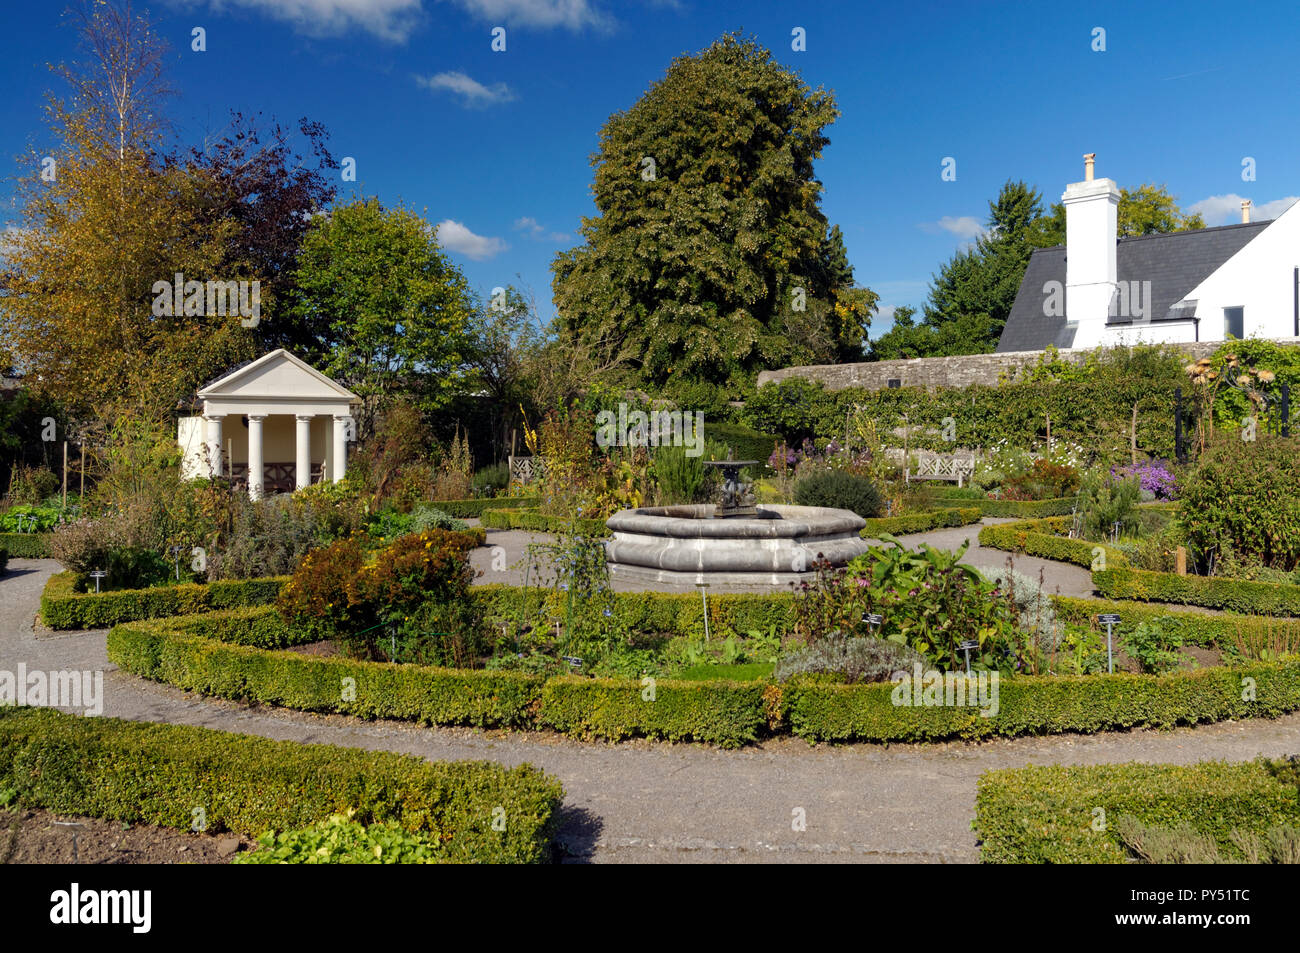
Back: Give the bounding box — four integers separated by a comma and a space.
89, 570, 108, 594
696, 583, 711, 641
958, 639, 979, 674
55, 820, 84, 864
1099, 613, 1120, 674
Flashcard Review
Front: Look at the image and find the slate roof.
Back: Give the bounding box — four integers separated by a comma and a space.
997, 220, 1273, 352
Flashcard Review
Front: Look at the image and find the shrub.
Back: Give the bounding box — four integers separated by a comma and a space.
860, 507, 981, 536
235, 812, 451, 864
793, 469, 882, 517
1114, 815, 1300, 864
705, 422, 778, 469
1113, 461, 1178, 501
774, 635, 924, 684
980, 567, 1061, 658
3, 464, 59, 505
0, 503, 67, 533
48, 517, 119, 584
1001, 459, 1080, 501
1077, 470, 1142, 541
206, 493, 335, 581
481, 508, 609, 536
975, 759, 1300, 864
276, 529, 483, 660
1120, 617, 1183, 674
843, 539, 1025, 672
1178, 435, 1300, 572
366, 504, 469, 542
652, 444, 707, 504
472, 462, 509, 496
0, 532, 51, 558
0, 706, 562, 863
104, 545, 173, 590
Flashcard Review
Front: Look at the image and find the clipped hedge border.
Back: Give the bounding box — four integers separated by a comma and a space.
979, 519, 1128, 570
861, 506, 982, 537
929, 495, 1077, 518
1094, 566, 1300, 617
428, 496, 539, 518
108, 614, 545, 729
0, 706, 562, 863
778, 658, 1300, 743
481, 508, 610, 536
540, 676, 768, 747
474, 583, 795, 640
40, 571, 288, 630
108, 607, 1300, 747
975, 760, 1300, 863
1051, 595, 1300, 650
0, 532, 51, 558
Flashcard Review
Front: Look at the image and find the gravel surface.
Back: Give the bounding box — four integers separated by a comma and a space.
3, 557, 1297, 864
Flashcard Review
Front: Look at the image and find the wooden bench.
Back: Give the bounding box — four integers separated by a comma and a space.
905, 455, 976, 488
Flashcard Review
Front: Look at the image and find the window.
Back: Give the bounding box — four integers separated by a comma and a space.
1224, 306, 1244, 339
887, 379, 901, 389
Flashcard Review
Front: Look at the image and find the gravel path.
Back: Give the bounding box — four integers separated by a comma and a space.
3, 558, 1296, 863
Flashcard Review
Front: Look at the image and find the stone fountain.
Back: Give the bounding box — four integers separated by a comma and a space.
604, 458, 870, 591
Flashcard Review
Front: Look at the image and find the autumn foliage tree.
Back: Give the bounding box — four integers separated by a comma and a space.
1, 1, 254, 431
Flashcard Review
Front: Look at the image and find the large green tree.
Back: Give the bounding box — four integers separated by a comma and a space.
291, 197, 476, 436
551, 33, 874, 397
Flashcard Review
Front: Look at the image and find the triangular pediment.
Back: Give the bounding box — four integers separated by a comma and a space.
198, 349, 359, 402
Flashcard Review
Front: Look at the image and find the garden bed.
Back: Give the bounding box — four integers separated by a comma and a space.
0, 706, 564, 863
106, 606, 1300, 748
975, 760, 1300, 863
40, 571, 288, 630
1052, 595, 1300, 653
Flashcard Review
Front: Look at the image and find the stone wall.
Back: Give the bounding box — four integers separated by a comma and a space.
755, 339, 1300, 393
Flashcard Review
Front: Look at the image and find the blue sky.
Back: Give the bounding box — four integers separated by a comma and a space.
3, 0, 1297, 337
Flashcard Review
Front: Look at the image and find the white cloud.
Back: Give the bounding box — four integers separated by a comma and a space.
919, 215, 986, 241
415, 70, 516, 107
437, 0, 613, 31
513, 216, 568, 241
1189, 193, 1299, 226
197, 0, 424, 43
435, 219, 508, 260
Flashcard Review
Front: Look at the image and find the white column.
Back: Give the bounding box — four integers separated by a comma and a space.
295, 415, 312, 490
205, 414, 224, 479
332, 415, 349, 483
246, 415, 265, 500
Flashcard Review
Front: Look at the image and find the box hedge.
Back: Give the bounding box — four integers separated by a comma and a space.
1093, 566, 1300, 616
40, 571, 288, 630
107, 616, 544, 729
979, 520, 1128, 570
0, 532, 52, 558
0, 706, 562, 863
427, 496, 539, 518
108, 608, 1300, 747
975, 760, 1300, 863
778, 659, 1300, 743
1051, 595, 1300, 650
481, 508, 609, 536
860, 506, 982, 537
928, 494, 1077, 518
540, 676, 767, 747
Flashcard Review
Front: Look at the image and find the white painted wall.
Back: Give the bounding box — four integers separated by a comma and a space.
1178, 202, 1300, 341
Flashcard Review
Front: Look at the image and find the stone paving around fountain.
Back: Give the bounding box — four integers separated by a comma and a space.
465, 515, 1096, 598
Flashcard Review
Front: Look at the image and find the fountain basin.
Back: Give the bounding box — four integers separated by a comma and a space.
604, 504, 870, 591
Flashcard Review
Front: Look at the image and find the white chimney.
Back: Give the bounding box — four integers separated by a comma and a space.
1241, 200, 1252, 224
1063, 153, 1120, 348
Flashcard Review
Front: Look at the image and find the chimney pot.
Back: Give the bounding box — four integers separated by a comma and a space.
1241, 200, 1252, 224
1084, 153, 1096, 182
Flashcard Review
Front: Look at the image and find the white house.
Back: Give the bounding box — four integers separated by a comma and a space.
999, 154, 1300, 351
178, 349, 359, 498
